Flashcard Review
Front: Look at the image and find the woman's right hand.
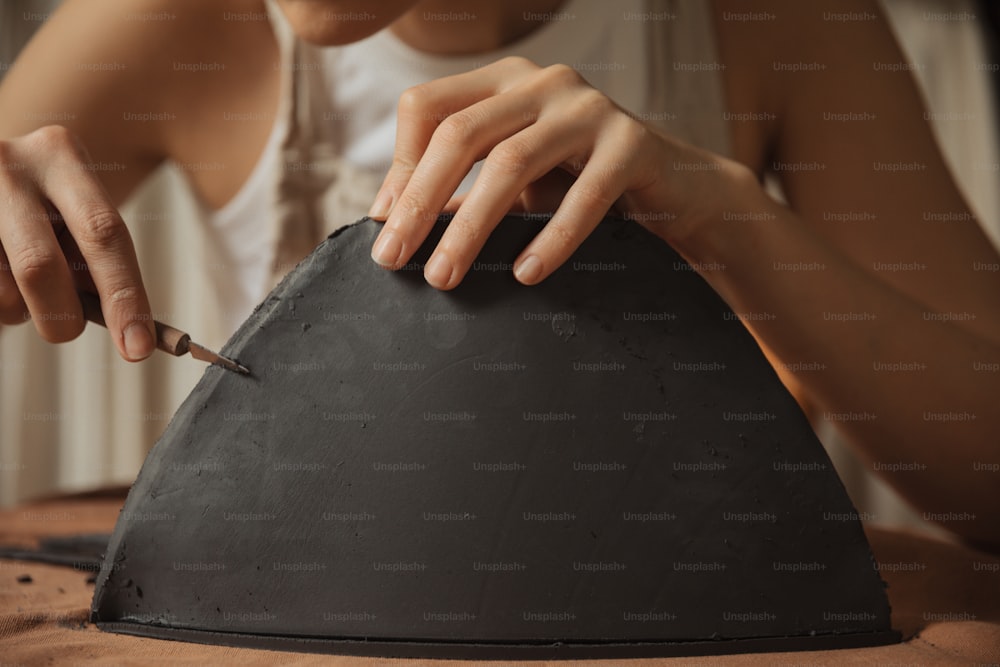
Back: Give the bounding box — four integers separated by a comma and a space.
0, 125, 155, 361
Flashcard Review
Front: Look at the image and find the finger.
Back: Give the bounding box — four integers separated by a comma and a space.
0, 212, 82, 339
55, 222, 97, 293
0, 176, 83, 340
424, 119, 587, 289
511, 169, 578, 215
448, 174, 567, 217
0, 243, 28, 325
35, 130, 155, 361
368, 56, 538, 221
441, 193, 468, 213
512, 144, 632, 286
371, 90, 539, 271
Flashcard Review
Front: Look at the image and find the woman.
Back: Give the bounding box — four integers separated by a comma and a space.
0, 0, 997, 548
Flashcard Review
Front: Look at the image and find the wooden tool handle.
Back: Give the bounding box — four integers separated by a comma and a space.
78, 292, 190, 357
154, 321, 191, 356
78, 291, 107, 328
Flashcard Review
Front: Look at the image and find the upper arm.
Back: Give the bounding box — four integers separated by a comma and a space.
0, 0, 256, 207
714, 0, 1000, 344
0, 0, 200, 204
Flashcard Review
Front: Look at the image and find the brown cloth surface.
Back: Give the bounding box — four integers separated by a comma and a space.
1, 490, 997, 666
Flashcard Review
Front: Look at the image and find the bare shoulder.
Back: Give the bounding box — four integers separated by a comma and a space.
0, 0, 278, 206
709, 0, 894, 173
711, 0, 1000, 345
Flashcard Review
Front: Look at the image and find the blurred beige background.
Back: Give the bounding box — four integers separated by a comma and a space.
1, 0, 998, 544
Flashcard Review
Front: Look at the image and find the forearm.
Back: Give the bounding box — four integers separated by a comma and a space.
668, 171, 1000, 546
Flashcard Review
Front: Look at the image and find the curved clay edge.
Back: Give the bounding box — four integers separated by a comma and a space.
96, 622, 901, 659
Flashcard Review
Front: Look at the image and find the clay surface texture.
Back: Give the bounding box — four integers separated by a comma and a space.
92, 215, 897, 658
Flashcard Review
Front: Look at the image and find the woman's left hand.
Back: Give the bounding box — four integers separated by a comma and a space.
367, 56, 741, 289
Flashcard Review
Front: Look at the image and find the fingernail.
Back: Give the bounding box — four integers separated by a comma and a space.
424, 253, 454, 289
368, 191, 394, 220
124, 322, 154, 361
514, 255, 543, 284
371, 229, 403, 267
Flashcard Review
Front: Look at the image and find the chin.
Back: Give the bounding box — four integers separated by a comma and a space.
276, 0, 414, 45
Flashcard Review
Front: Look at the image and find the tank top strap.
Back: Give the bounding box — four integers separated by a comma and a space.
644, 0, 732, 158
263, 0, 382, 288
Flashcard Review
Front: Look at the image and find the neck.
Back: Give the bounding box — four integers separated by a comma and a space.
390, 0, 569, 55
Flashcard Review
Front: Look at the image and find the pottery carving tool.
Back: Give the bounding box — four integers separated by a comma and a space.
78, 291, 250, 375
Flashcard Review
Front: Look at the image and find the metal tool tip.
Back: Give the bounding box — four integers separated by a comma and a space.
216, 355, 251, 375
188, 342, 251, 376
227, 358, 252, 376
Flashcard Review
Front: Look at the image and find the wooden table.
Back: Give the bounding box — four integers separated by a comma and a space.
2, 489, 998, 665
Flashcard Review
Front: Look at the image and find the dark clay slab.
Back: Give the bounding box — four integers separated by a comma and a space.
91, 215, 898, 658
0, 534, 109, 571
